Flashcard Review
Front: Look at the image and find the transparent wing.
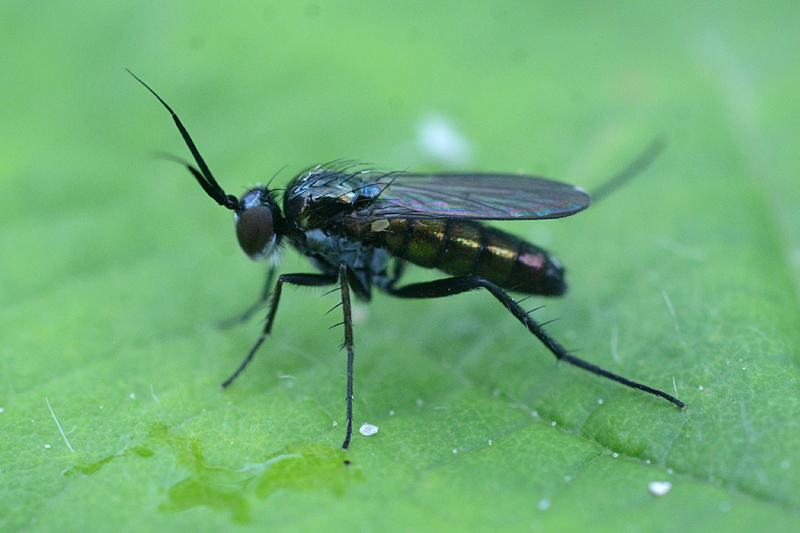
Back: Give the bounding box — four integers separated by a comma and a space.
354, 172, 591, 221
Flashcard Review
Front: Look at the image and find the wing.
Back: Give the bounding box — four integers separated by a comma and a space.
352, 172, 591, 221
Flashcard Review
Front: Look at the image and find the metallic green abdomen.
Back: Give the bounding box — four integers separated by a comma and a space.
376, 219, 565, 295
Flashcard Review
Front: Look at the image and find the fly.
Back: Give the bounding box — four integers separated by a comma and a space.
129, 71, 685, 450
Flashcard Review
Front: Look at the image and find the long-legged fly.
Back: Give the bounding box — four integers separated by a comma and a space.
129, 71, 685, 450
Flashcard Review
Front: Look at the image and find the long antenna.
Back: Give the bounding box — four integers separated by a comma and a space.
127, 69, 239, 211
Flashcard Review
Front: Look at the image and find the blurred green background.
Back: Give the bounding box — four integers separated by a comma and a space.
2, 1, 800, 531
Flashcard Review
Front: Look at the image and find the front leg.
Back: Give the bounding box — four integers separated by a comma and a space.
221, 272, 338, 388
218, 266, 278, 328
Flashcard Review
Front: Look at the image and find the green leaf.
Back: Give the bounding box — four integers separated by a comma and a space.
2, 1, 799, 531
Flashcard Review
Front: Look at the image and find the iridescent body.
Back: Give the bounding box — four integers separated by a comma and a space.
278, 167, 583, 301
129, 70, 686, 451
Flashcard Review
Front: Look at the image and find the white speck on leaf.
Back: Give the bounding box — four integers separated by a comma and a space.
538, 499, 551, 511
417, 114, 473, 166
359, 423, 379, 436
648, 481, 672, 496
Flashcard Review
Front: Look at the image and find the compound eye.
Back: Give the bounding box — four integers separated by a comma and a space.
236, 203, 275, 260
